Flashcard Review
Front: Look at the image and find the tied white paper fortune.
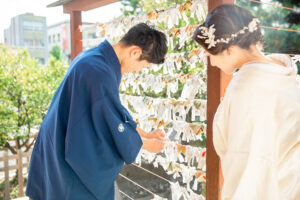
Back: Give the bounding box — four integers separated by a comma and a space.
292, 55, 300, 65
119, 94, 207, 141
139, 51, 207, 77
135, 145, 206, 181
151, 195, 168, 200
120, 74, 206, 98
181, 77, 201, 99
80, 0, 206, 38
170, 181, 205, 200
80, 0, 208, 51
128, 114, 206, 142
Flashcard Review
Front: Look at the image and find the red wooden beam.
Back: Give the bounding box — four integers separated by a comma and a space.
70, 10, 82, 60
64, 0, 118, 12
206, 0, 234, 200
62, 0, 118, 60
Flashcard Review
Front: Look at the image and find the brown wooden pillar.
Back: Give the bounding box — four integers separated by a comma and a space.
206, 0, 234, 200
70, 10, 82, 60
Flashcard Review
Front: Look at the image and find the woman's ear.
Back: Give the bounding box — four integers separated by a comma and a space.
226, 46, 235, 56
204, 49, 212, 57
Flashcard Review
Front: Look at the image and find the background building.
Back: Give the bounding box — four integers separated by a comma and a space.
4, 13, 48, 64
48, 21, 96, 63
47, 20, 71, 62
4, 13, 98, 64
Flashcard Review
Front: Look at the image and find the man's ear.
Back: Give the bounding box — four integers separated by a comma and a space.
129, 46, 142, 59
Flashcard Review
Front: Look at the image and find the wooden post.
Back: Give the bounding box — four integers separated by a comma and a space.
4, 151, 10, 200
18, 150, 24, 197
27, 156, 30, 170
70, 10, 82, 60
206, 0, 234, 200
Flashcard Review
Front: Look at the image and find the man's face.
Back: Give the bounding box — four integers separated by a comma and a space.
130, 59, 151, 73
121, 46, 152, 74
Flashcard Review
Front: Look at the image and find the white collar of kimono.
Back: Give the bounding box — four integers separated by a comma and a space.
241, 54, 297, 76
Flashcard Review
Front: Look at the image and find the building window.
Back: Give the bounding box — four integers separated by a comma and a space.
57, 34, 60, 42
24, 40, 29, 47
88, 33, 97, 39
23, 21, 44, 31
24, 39, 38, 48
49, 36, 51, 44
39, 58, 45, 64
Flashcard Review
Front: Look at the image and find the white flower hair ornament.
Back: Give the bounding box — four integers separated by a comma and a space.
197, 18, 260, 49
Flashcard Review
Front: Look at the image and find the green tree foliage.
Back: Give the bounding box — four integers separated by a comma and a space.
141, 0, 188, 13
121, 0, 142, 16
236, 0, 300, 73
276, 0, 300, 26
121, 0, 189, 16
236, 0, 300, 54
0, 46, 67, 154
50, 45, 62, 60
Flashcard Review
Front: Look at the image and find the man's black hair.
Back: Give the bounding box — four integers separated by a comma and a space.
120, 23, 168, 64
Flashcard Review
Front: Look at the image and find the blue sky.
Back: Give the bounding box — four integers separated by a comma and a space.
0, 0, 123, 42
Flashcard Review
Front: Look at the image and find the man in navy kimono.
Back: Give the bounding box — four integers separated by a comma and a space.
26, 23, 168, 200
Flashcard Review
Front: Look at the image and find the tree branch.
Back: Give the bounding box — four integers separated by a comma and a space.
4, 142, 17, 154
25, 136, 37, 152
16, 137, 20, 149
6, 89, 15, 99
20, 138, 29, 148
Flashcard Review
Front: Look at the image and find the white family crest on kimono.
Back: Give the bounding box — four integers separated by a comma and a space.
197, 18, 260, 49
213, 54, 300, 200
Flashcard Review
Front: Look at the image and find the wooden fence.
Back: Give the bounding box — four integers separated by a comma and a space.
0, 150, 32, 200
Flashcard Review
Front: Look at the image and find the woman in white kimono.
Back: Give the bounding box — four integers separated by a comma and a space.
192, 4, 300, 200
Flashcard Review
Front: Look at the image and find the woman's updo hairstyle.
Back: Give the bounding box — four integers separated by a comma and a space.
192, 4, 262, 55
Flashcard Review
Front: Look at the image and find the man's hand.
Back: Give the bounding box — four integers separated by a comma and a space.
136, 127, 167, 140
147, 129, 166, 140
136, 127, 168, 153
141, 138, 166, 153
